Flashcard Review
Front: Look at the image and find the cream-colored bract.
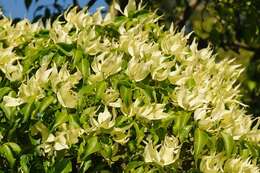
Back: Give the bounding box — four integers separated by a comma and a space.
0, 0, 259, 172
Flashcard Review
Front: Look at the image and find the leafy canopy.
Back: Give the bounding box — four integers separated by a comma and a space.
0, 0, 259, 172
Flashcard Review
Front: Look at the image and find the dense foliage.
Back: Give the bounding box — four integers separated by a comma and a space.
0, 1, 259, 172
17, 0, 260, 115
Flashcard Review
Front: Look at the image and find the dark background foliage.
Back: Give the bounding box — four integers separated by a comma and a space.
1, 0, 260, 115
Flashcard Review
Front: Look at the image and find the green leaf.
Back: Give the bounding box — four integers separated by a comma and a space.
21, 101, 34, 123
133, 122, 145, 145
120, 85, 132, 106
221, 132, 234, 157
0, 87, 11, 100
0, 144, 16, 168
6, 142, 21, 154
39, 96, 56, 113
194, 128, 208, 162
136, 166, 144, 173
53, 110, 68, 129
96, 81, 107, 99
172, 111, 191, 136
179, 125, 192, 142
55, 159, 72, 173
80, 58, 90, 81
56, 43, 73, 56
31, 122, 49, 141
83, 136, 100, 159
100, 143, 112, 158
73, 49, 83, 66
244, 142, 259, 158
20, 155, 30, 173
79, 160, 92, 173
0, 103, 15, 120
125, 161, 144, 171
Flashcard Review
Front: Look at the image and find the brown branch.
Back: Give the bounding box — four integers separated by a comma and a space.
232, 42, 260, 52
72, 0, 78, 6
86, 0, 98, 9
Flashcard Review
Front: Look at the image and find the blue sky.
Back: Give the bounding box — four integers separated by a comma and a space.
0, 0, 107, 20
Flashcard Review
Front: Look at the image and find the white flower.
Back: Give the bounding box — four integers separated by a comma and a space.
42, 123, 84, 153
102, 88, 121, 107
112, 126, 131, 144
200, 153, 225, 173
101, 53, 123, 78
160, 30, 190, 61
129, 99, 169, 120
0, 47, 23, 81
3, 96, 25, 107
144, 136, 181, 166
57, 83, 78, 108
126, 58, 152, 82
150, 55, 175, 81
220, 108, 252, 140
194, 107, 208, 121
91, 52, 123, 79
224, 157, 259, 173
91, 107, 116, 129
50, 64, 82, 108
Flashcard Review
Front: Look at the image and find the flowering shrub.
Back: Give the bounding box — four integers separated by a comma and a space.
0, 1, 259, 172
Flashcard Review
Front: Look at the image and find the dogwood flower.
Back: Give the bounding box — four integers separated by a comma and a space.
0, 47, 23, 81
90, 106, 116, 129
112, 126, 131, 144
91, 52, 123, 80
50, 64, 82, 108
129, 99, 169, 120
160, 28, 190, 61
150, 55, 175, 81
3, 62, 53, 107
220, 107, 252, 140
42, 123, 84, 153
126, 58, 152, 82
200, 153, 226, 173
102, 88, 121, 107
224, 157, 260, 173
144, 136, 181, 166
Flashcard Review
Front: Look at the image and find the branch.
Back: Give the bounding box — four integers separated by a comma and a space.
232, 42, 260, 52
86, 0, 98, 9
73, 0, 78, 6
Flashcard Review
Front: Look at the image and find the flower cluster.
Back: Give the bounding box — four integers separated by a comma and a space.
0, 0, 259, 172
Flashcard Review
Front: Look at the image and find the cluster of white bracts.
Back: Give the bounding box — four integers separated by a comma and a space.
0, 0, 259, 171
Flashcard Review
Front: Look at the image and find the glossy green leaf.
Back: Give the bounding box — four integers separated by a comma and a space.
221, 132, 234, 157
53, 110, 68, 129
39, 96, 56, 113
120, 85, 132, 106
79, 160, 92, 173
194, 128, 208, 162
20, 155, 30, 173
83, 136, 100, 159
0, 87, 11, 100
6, 142, 21, 154
172, 111, 191, 136
55, 159, 72, 173
21, 101, 34, 123
0, 144, 16, 168
31, 122, 49, 141
96, 81, 107, 99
